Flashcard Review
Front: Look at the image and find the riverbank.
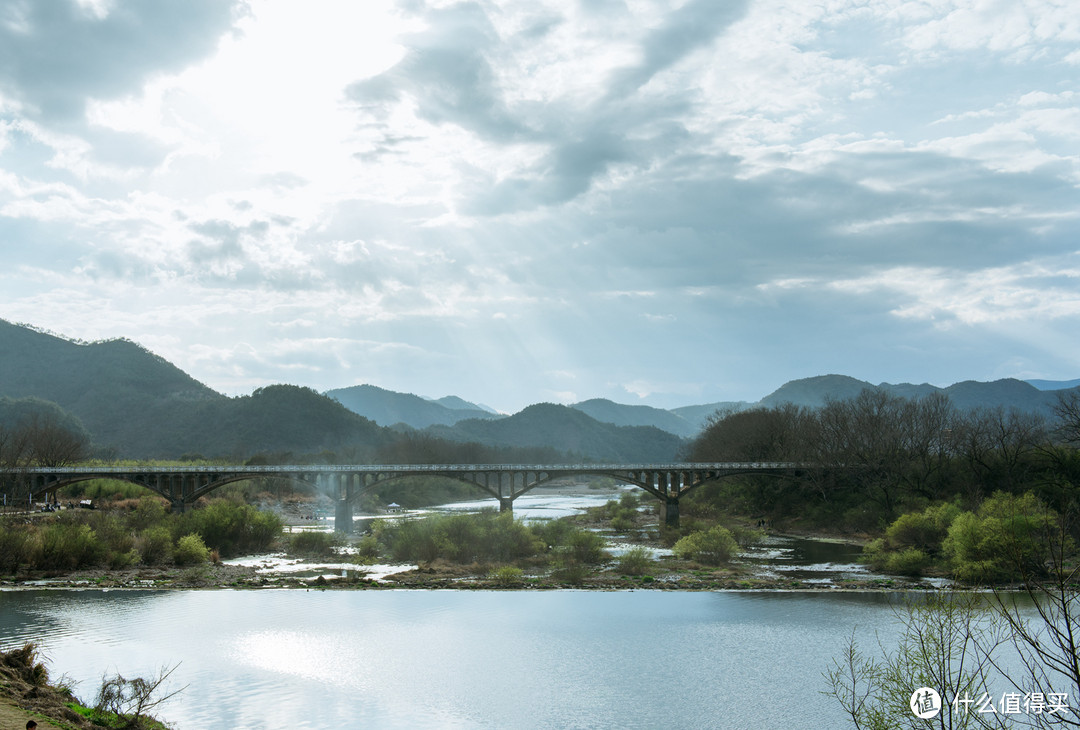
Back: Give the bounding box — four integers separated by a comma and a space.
0, 488, 943, 592
0, 644, 170, 730
0, 541, 939, 592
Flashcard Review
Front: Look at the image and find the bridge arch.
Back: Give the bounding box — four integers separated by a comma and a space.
4, 463, 809, 531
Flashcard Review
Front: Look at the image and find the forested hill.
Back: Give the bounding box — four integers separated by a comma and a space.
0, 321, 391, 459
0, 319, 221, 407
758, 374, 1073, 417
425, 403, 686, 462
326, 384, 500, 429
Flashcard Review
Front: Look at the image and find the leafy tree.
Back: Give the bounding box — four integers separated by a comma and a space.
825, 593, 1007, 730
672, 526, 739, 565
173, 533, 210, 566
942, 492, 1060, 584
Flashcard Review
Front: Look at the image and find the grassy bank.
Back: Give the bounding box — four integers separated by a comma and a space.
0, 644, 172, 730
0, 497, 282, 576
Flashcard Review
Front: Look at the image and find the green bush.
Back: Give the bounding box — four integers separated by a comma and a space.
174, 499, 282, 557
288, 530, 341, 557
610, 509, 637, 533
617, 547, 654, 575
353, 534, 379, 562
0, 524, 39, 573
136, 526, 173, 564
108, 549, 140, 570
884, 502, 960, 553
942, 492, 1061, 584
491, 565, 524, 585
39, 522, 102, 570
882, 547, 931, 576
129, 497, 169, 531
89, 512, 136, 558
672, 526, 740, 565
551, 558, 587, 585
564, 529, 608, 564
377, 512, 544, 564
532, 518, 575, 549
863, 502, 962, 576
173, 533, 210, 566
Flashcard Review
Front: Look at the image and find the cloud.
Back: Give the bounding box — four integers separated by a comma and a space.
348, 2, 528, 142
0, 0, 244, 123
603, 0, 751, 100
2, 0, 1080, 411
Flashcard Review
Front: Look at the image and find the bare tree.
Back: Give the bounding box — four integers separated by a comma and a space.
828, 513, 1080, 729
20, 411, 89, 467
825, 593, 1009, 729
94, 663, 185, 729
1052, 390, 1080, 447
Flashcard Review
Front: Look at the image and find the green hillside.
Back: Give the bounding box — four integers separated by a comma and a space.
427, 403, 685, 462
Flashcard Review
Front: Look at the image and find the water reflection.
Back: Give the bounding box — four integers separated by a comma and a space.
0, 589, 915, 729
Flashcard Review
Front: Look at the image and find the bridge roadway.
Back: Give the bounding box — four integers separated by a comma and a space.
1, 462, 806, 531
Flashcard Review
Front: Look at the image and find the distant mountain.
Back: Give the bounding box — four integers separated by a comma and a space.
0, 320, 220, 407
4, 318, 1076, 460
326, 384, 501, 428
670, 402, 751, 432
759, 374, 875, 409
0, 320, 392, 459
430, 395, 499, 414
756, 374, 1073, 418
427, 403, 685, 462
215, 384, 392, 458
1027, 378, 1080, 391
570, 398, 701, 439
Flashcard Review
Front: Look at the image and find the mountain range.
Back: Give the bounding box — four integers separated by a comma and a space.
0, 319, 1076, 461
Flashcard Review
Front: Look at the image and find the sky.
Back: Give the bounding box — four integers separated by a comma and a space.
1, 0, 1078, 413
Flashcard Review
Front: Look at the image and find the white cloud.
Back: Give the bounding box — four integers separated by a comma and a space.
1, 0, 1079, 410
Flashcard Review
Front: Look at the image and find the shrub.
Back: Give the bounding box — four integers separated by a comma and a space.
108, 548, 140, 570
288, 530, 341, 557
564, 529, 608, 564
378, 512, 544, 564
129, 496, 169, 531
610, 509, 637, 533
491, 566, 524, 585
884, 502, 960, 554
532, 518, 575, 549
354, 534, 379, 562
0, 524, 39, 573
136, 526, 173, 564
174, 499, 282, 557
39, 522, 102, 570
173, 533, 210, 566
551, 558, 587, 585
882, 547, 931, 576
1, 642, 50, 686
672, 526, 740, 565
617, 547, 654, 575
942, 492, 1061, 584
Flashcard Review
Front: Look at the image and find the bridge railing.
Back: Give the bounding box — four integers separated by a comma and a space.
9, 462, 807, 476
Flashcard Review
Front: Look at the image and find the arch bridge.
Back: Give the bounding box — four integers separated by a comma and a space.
0, 462, 807, 532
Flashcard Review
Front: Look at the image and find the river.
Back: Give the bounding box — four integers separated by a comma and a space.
0, 489, 993, 729
0, 588, 913, 729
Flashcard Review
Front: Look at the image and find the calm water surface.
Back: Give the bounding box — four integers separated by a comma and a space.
0, 589, 910, 729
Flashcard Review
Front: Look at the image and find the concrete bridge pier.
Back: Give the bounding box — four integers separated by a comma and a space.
330, 473, 355, 535
661, 497, 680, 529
335, 498, 354, 534
167, 475, 188, 514
656, 472, 682, 529
498, 472, 514, 514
